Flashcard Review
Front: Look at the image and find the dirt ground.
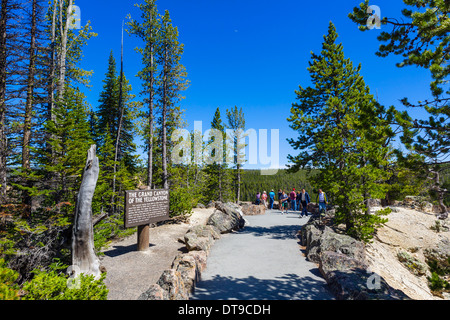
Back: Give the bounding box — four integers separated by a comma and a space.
99, 208, 214, 300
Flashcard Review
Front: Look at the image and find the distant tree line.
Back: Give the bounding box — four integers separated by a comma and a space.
240, 169, 319, 203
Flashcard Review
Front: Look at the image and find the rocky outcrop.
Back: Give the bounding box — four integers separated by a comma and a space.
139, 202, 246, 300
300, 214, 410, 300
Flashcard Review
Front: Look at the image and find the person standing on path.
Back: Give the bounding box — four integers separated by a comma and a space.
289, 188, 297, 212
277, 189, 282, 209
269, 189, 275, 209
255, 192, 261, 205
300, 188, 310, 218
279, 191, 288, 214
296, 190, 301, 212
316, 189, 327, 214
262, 191, 268, 208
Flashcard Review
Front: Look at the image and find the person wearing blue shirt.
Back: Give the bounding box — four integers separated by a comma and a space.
268, 189, 275, 209
299, 188, 310, 218
316, 189, 327, 215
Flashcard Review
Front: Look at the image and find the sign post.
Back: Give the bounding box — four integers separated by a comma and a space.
124, 189, 170, 251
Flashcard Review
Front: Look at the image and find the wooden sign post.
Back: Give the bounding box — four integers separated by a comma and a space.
124, 189, 170, 251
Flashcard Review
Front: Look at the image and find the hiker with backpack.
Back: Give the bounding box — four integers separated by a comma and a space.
279, 191, 289, 214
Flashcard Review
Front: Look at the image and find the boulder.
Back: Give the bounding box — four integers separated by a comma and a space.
307, 203, 319, 214
184, 232, 213, 252
300, 214, 410, 300
241, 204, 266, 216
171, 253, 201, 294
319, 251, 368, 277
324, 268, 408, 300
207, 202, 246, 233
187, 250, 208, 273
183, 224, 220, 252
207, 210, 235, 234
319, 227, 366, 262
301, 222, 322, 263
196, 203, 206, 209
188, 224, 221, 240
138, 284, 167, 300
156, 269, 189, 300
206, 200, 217, 208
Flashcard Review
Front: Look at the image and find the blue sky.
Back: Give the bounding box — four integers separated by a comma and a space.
75, 0, 433, 169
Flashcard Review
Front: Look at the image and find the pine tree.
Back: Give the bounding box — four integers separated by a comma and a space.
0, 0, 22, 204
39, 87, 93, 209
349, 0, 450, 215
126, 0, 160, 188
157, 10, 188, 190
226, 105, 246, 203
204, 107, 232, 202
96, 50, 137, 172
287, 22, 394, 242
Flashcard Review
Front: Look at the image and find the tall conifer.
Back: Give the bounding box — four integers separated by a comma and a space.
287, 22, 394, 242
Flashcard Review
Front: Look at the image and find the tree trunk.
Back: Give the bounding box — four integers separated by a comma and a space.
22, 0, 37, 209
162, 45, 168, 190
46, 0, 57, 152
72, 144, 101, 279
57, 0, 72, 101
0, 0, 8, 204
112, 22, 124, 214
430, 167, 448, 219
147, 12, 155, 189
236, 163, 241, 204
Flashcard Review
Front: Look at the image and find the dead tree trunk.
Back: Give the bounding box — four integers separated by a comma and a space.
0, 0, 8, 205
72, 144, 101, 279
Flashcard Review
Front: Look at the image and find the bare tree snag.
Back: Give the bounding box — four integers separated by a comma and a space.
72, 144, 101, 279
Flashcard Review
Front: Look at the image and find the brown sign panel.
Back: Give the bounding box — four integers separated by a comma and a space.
124, 189, 170, 228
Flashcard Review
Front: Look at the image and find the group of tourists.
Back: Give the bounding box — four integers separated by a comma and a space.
255, 188, 328, 218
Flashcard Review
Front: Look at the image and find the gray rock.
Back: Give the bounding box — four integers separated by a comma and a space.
320, 227, 366, 262
302, 222, 322, 263
207, 202, 246, 233
171, 253, 201, 295
157, 269, 189, 300
241, 204, 266, 216
325, 268, 409, 300
138, 284, 168, 300
188, 224, 221, 240
319, 251, 368, 277
300, 215, 410, 300
184, 232, 213, 252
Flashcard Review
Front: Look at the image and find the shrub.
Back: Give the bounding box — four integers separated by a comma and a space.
0, 259, 20, 300
22, 262, 108, 300
397, 251, 427, 276
169, 186, 196, 218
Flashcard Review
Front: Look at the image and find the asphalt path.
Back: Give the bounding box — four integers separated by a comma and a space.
191, 210, 334, 300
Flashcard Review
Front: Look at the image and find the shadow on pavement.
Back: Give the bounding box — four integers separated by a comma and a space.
240, 224, 301, 240
191, 273, 334, 300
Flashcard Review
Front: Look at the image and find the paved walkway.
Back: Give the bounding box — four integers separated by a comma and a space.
191, 210, 334, 300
